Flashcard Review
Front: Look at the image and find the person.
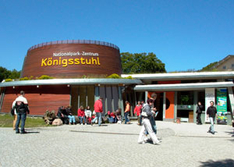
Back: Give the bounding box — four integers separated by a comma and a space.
196, 102, 203, 125
93, 97, 103, 126
11, 101, 17, 130
139, 101, 145, 125
207, 101, 217, 134
13, 91, 29, 134
134, 101, 142, 125
91, 110, 97, 125
77, 106, 86, 125
116, 108, 122, 124
57, 106, 69, 124
138, 99, 161, 145
124, 101, 131, 124
66, 106, 76, 125
85, 106, 92, 124
149, 93, 157, 134
107, 111, 117, 123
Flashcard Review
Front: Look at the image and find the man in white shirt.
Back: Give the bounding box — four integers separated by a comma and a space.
12, 91, 29, 134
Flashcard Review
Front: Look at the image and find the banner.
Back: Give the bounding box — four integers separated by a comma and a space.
217, 88, 227, 124
205, 88, 215, 122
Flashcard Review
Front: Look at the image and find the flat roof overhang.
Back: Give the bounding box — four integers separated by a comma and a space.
122, 71, 234, 81
134, 81, 234, 92
0, 78, 142, 88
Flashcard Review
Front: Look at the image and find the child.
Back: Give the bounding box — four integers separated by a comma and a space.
85, 106, 92, 124
77, 106, 86, 125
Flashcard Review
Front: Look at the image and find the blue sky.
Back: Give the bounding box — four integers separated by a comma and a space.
0, 0, 234, 72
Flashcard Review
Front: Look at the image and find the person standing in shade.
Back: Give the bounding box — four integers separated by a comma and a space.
207, 101, 217, 134
124, 101, 131, 124
13, 91, 29, 134
134, 101, 142, 125
138, 99, 160, 145
93, 97, 103, 126
196, 102, 203, 125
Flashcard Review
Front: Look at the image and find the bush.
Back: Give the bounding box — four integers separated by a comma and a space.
107, 73, 121, 79
123, 76, 133, 79
19, 77, 29, 80
38, 75, 53, 79
4, 78, 13, 82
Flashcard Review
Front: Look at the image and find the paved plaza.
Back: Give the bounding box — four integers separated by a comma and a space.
0, 121, 234, 167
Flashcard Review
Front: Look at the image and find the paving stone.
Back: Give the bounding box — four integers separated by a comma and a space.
0, 121, 233, 167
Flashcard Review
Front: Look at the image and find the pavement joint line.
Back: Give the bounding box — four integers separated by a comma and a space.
175, 135, 233, 138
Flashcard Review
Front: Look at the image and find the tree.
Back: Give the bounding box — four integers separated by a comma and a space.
9, 69, 21, 79
0, 66, 21, 82
0, 66, 10, 82
199, 62, 218, 71
121, 52, 166, 74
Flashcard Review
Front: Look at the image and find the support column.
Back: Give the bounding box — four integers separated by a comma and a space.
118, 87, 124, 116
194, 91, 198, 123
163, 92, 166, 120
228, 87, 234, 119
174, 91, 177, 122
145, 91, 148, 103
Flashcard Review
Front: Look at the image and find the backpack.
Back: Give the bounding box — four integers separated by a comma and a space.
15, 101, 29, 114
141, 104, 148, 117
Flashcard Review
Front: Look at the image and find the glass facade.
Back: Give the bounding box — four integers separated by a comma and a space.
71, 85, 122, 115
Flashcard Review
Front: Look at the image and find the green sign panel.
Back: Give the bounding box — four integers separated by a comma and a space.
216, 88, 227, 124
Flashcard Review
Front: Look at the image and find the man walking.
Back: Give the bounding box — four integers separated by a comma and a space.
93, 97, 103, 126
207, 101, 217, 134
13, 91, 29, 134
138, 99, 160, 145
124, 101, 131, 124
196, 102, 203, 125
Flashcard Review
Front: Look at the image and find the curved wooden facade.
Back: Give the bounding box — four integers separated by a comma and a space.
21, 40, 122, 78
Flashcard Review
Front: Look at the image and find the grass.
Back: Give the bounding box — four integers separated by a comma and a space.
0, 113, 52, 128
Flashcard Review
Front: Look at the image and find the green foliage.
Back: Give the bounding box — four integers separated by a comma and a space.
0, 113, 51, 127
9, 69, 21, 79
123, 76, 133, 79
20, 77, 30, 81
107, 73, 121, 78
181, 95, 189, 105
38, 75, 53, 79
200, 62, 218, 71
121, 52, 166, 74
0, 66, 21, 82
0, 66, 11, 82
4, 79, 13, 82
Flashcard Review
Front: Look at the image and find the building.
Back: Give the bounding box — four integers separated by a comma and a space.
0, 40, 141, 116
212, 55, 234, 71
122, 72, 234, 124
0, 40, 233, 124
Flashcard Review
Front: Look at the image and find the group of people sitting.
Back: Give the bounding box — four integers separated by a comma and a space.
107, 108, 122, 123
57, 105, 122, 125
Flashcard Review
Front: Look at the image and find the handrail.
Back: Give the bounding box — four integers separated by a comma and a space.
28, 40, 119, 51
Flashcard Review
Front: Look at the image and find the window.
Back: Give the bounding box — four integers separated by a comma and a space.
232, 64, 234, 69
223, 66, 226, 70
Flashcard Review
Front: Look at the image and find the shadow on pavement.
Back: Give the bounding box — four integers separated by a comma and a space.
26, 131, 40, 134
200, 159, 234, 167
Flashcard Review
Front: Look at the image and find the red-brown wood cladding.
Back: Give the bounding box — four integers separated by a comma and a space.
21, 43, 122, 78
1, 86, 70, 115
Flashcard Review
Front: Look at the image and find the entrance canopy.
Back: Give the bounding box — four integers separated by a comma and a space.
134, 81, 234, 91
